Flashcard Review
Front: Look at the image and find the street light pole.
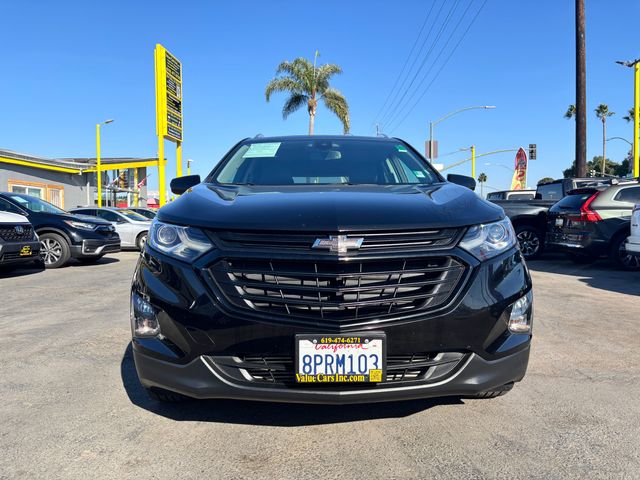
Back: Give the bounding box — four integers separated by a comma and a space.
616, 59, 640, 177
606, 137, 633, 147
95, 119, 113, 207
428, 105, 495, 160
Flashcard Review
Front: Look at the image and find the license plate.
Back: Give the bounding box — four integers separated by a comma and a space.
295, 334, 385, 383
19, 245, 32, 257
555, 218, 563, 227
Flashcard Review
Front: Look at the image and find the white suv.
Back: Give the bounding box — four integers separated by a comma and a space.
627, 204, 640, 257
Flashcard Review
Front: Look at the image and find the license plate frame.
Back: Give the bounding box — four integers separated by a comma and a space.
294, 333, 386, 383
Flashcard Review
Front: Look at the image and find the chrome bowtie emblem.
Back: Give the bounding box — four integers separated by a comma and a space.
312, 235, 364, 253
15, 225, 24, 234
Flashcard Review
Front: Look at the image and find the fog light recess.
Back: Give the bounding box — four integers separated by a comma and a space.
508, 291, 533, 334
130, 292, 161, 337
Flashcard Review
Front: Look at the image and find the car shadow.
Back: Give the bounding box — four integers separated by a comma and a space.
0, 262, 45, 278
120, 343, 463, 426
528, 253, 640, 296
68, 256, 120, 267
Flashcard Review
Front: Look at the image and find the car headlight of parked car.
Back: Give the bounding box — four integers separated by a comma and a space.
459, 217, 517, 260
148, 220, 213, 260
63, 220, 96, 230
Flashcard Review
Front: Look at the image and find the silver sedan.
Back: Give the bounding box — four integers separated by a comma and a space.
70, 207, 151, 250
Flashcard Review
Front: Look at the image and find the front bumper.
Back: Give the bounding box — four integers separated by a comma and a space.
0, 240, 41, 265
626, 235, 640, 256
131, 245, 532, 403
70, 238, 121, 258
134, 344, 530, 404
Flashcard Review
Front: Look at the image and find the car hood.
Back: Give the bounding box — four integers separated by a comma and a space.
58, 213, 112, 225
0, 211, 30, 224
157, 183, 504, 232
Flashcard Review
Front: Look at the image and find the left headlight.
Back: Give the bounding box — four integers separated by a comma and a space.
148, 220, 213, 261
63, 220, 96, 230
459, 217, 517, 260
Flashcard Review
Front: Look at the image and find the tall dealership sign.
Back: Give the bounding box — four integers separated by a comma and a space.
154, 44, 183, 206
509, 147, 528, 190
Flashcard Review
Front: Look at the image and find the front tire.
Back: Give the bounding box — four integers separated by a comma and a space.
136, 232, 148, 251
515, 225, 544, 260
39, 233, 71, 269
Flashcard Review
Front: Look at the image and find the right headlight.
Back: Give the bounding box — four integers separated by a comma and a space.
148, 220, 213, 261
459, 217, 517, 260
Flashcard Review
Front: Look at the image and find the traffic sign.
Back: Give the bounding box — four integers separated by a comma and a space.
528, 143, 537, 160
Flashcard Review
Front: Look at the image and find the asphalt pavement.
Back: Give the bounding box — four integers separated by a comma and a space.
1, 252, 639, 479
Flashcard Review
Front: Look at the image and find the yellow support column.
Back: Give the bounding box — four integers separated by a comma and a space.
176, 141, 183, 178
471, 145, 476, 179
96, 124, 102, 207
634, 63, 639, 178
158, 136, 166, 207
133, 168, 139, 207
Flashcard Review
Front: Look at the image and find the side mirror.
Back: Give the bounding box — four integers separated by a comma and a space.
170, 175, 201, 195
447, 174, 476, 191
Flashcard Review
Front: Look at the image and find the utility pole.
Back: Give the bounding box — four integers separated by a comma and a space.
575, 0, 587, 177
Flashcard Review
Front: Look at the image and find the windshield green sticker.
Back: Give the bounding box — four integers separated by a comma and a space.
395, 144, 408, 153
414, 171, 426, 178
243, 142, 281, 158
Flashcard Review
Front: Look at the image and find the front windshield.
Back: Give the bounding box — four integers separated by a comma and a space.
213, 138, 440, 186
118, 209, 150, 221
9, 194, 67, 214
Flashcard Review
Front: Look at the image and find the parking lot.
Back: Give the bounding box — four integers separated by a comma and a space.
1, 252, 639, 479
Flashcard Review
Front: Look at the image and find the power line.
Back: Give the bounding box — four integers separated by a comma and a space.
385, 0, 480, 131
371, 2, 438, 128
377, 0, 447, 127
388, 0, 489, 133
379, 0, 462, 128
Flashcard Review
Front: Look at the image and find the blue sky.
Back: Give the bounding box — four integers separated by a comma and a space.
1, 0, 639, 192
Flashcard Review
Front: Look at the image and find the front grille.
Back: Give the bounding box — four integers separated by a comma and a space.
0, 224, 34, 242
209, 256, 466, 323
234, 352, 467, 385
213, 229, 463, 253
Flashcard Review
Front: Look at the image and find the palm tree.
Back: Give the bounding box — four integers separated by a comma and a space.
564, 104, 576, 119
623, 108, 634, 123
477, 172, 487, 197
594, 104, 615, 176
265, 52, 349, 135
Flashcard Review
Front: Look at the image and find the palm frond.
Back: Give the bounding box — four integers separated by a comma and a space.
282, 93, 309, 119
564, 104, 576, 119
623, 108, 634, 123
321, 87, 350, 133
594, 103, 614, 118
315, 64, 343, 93
265, 77, 304, 101
276, 58, 314, 93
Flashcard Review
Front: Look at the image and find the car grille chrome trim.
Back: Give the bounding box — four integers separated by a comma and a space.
208, 255, 467, 324
211, 228, 463, 253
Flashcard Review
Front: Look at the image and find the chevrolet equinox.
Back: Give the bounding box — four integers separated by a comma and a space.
131, 136, 533, 404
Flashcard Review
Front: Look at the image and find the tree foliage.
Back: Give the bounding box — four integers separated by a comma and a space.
265, 54, 350, 134
562, 156, 631, 178
537, 177, 555, 186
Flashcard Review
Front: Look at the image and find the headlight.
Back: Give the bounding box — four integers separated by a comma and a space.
63, 220, 96, 230
459, 217, 516, 260
148, 220, 213, 260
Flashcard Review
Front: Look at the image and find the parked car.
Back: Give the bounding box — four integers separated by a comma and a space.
127, 207, 157, 220
490, 177, 618, 260
70, 207, 150, 250
486, 190, 536, 201
546, 181, 640, 270
626, 204, 640, 258
131, 135, 532, 404
0, 192, 120, 268
0, 211, 42, 268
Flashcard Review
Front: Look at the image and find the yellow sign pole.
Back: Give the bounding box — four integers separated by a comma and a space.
634, 63, 639, 177
158, 136, 166, 206
133, 168, 139, 207
96, 124, 102, 207
471, 145, 476, 179
176, 141, 183, 178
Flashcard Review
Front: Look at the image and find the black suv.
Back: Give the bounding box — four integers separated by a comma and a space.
131, 136, 532, 404
0, 192, 121, 268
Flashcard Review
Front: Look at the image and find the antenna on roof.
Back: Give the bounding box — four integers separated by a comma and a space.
254, 133, 264, 138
